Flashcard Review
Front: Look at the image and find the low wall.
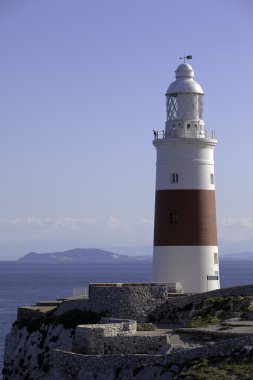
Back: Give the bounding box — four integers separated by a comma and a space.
72, 318, 166, 355
53, 350, 164, 373
100, 318, 137, 335
73, 325, 104, 355
73, 319, 137, 355
137, 323, 155, 331
103, 335, 168, 354
53, 335, 253, 377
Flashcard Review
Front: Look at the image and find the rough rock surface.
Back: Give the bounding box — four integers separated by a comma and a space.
3, 323, 74, 379
4, 284, 253, 379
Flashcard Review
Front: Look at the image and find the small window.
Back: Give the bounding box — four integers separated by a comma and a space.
170, 213, 179, 224
215, 271, 219, 276
171, 173, 179, 184
214, 252, 218, 264
210, 173, 214, 184
207, 275, 219, 281
187, 124, 191, 129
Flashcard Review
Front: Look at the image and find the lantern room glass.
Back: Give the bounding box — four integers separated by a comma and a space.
167, 93, 203, 121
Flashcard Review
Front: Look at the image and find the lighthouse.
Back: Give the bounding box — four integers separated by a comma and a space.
152, 61, 220, 293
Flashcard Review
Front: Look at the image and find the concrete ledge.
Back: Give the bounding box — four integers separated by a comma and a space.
17, 305, 57, 321
36, 300, 62, 306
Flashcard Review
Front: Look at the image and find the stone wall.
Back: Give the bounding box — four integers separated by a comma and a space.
53, 335, 253, 379
103, 335, 168, 355
73, 319, 137, 355
100, 317, 137, 335
53, 283, 183, 321
137, 322, 155, 331
72, 318, 168, 355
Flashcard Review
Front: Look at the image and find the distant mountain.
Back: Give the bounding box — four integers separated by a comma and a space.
220, 251, 253, 261
17, 248, 152, 264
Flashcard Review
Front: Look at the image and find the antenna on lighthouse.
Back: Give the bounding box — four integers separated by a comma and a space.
179, 55, 193, 63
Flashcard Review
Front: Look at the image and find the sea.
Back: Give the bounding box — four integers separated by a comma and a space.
1, 260, 253, 377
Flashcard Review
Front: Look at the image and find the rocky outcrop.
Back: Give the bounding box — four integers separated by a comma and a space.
150, 284, 253, 324
3, 322, 74, 379
3, 283, 253, 380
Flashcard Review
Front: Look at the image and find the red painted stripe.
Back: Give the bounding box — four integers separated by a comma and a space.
154, 189, 217, 246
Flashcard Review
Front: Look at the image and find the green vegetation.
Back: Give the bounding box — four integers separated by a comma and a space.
196, 295, 252, 315
196, 296, 235, 315
185, 315, 219, 328
185, 295, 253, 328
174, 359, 253, 380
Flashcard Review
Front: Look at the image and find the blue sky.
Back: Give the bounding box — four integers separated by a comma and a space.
0, 0, 253, 259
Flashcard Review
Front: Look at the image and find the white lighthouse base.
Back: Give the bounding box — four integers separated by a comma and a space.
153, 246, 220, 293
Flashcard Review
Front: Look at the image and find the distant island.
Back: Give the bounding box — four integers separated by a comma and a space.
18, 248, 152, 264
17, 248, 253, 264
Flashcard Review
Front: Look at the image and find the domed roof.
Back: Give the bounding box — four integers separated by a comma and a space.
166, 63, 204, 95
175, 63, 194, 78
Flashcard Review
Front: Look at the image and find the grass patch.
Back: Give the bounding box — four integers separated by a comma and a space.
175, 359, 253, 380
196, 296, 251, 316
195, 297, 234, 315
184, 295, 253, 328
185, 315, 219, 328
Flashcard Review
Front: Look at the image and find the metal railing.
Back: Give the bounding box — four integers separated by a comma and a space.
153, 129, 216, 140
73, 286, 89, 297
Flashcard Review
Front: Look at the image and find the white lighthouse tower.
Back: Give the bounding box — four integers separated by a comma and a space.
153, 61, 220, 293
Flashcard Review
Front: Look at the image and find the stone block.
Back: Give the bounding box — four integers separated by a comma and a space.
137, 323, 155, 331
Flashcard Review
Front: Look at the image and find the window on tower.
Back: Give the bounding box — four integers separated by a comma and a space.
210, 173, 214, 184
167, 94, 178, 120
214, 252, 218, 264
171, 173, 179, 184
170, 213, 179, 224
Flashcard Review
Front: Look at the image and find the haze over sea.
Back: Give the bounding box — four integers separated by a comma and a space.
1, 260, 253, 376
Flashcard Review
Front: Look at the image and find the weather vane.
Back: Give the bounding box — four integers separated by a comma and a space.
179, 55, 192, 63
